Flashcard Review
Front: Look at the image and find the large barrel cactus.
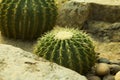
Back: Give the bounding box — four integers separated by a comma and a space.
0, 0, 57, 40
34, 27, 97, 74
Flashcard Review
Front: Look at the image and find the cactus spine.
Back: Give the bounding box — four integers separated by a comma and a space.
0, 0, 57, 40
34, 27, 97, 74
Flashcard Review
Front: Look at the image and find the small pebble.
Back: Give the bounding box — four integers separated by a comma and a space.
87, 75, 101, 80
97, 58, 110, 64
95, 63, 110, 76
115, 71, 120, 80
109, 64, 120, 75
103, 75, 115, 80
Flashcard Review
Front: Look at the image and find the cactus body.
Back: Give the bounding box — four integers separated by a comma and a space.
34, 27, 97, 74
0, 0, 57, 40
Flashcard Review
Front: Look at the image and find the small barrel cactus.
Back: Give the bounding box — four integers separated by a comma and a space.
34, 27, 97, 74
0, 0, 57, 40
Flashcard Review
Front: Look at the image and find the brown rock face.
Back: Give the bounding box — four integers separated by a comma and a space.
57, 1, 90, 29
85, 21, 120, 42
89, 3, 120, 22
57, 0, 120, 42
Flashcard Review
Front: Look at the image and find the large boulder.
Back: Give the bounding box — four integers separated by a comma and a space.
57, 0, 90, 29
0, 44, 87, 80
89, 3, 120, 22
57, 0, 120, 28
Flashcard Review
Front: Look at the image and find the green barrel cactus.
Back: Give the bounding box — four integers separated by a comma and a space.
34, 27, 97, 74
0, 0, 57, 40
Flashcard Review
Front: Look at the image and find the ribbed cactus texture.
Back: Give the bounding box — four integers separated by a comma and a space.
0, 0, 57, 40
34, 27, 97, 74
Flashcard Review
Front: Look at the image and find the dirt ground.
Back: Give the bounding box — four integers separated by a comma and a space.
0, 32, 35, 52
94, 41, 120, 60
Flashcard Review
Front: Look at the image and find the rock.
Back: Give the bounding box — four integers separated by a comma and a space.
62, 1, 120, 22
57, 0, 90, 29
103, 75, 115, 80
115, 71, 120, 80
87, 75, 101, 80
57, 0, 120, 28
109, 64, 120, 75
0, 44, 87, 80
106, 23, 120, 42
0, 0, 2, 3
95, 63, 110, 76
84, 4, 120, 42
89, 3, 120, 23
84, 21, 120, 42
56, 0, 120, 42
97, 58, 110, 64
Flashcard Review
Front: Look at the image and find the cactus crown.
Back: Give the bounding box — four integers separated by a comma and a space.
0, 0, 57, 40
54, 31, 73, 40
34, 27, 97, 74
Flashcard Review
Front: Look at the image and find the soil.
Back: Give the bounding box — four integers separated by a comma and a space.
94, 40, 120, 60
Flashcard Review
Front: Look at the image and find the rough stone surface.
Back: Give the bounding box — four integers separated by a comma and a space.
66, 1, 120, 22
103, 75, 115, 80
109, 64, 120, 75
57, 0, 120, 29
87, 75, 101, 80
72, 0, 120, 5
95, 63, 110, 76
56, 0, 120, 42
0, 44, 87, 80
115, 71, 120, 80
97, 57, 110, 64
89, 3, 120, 22
84, 21, 120, 42
110, 60, 120, 66
57, 0, 90, 29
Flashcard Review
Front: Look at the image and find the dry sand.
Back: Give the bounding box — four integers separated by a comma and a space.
0, 32, 35, 52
